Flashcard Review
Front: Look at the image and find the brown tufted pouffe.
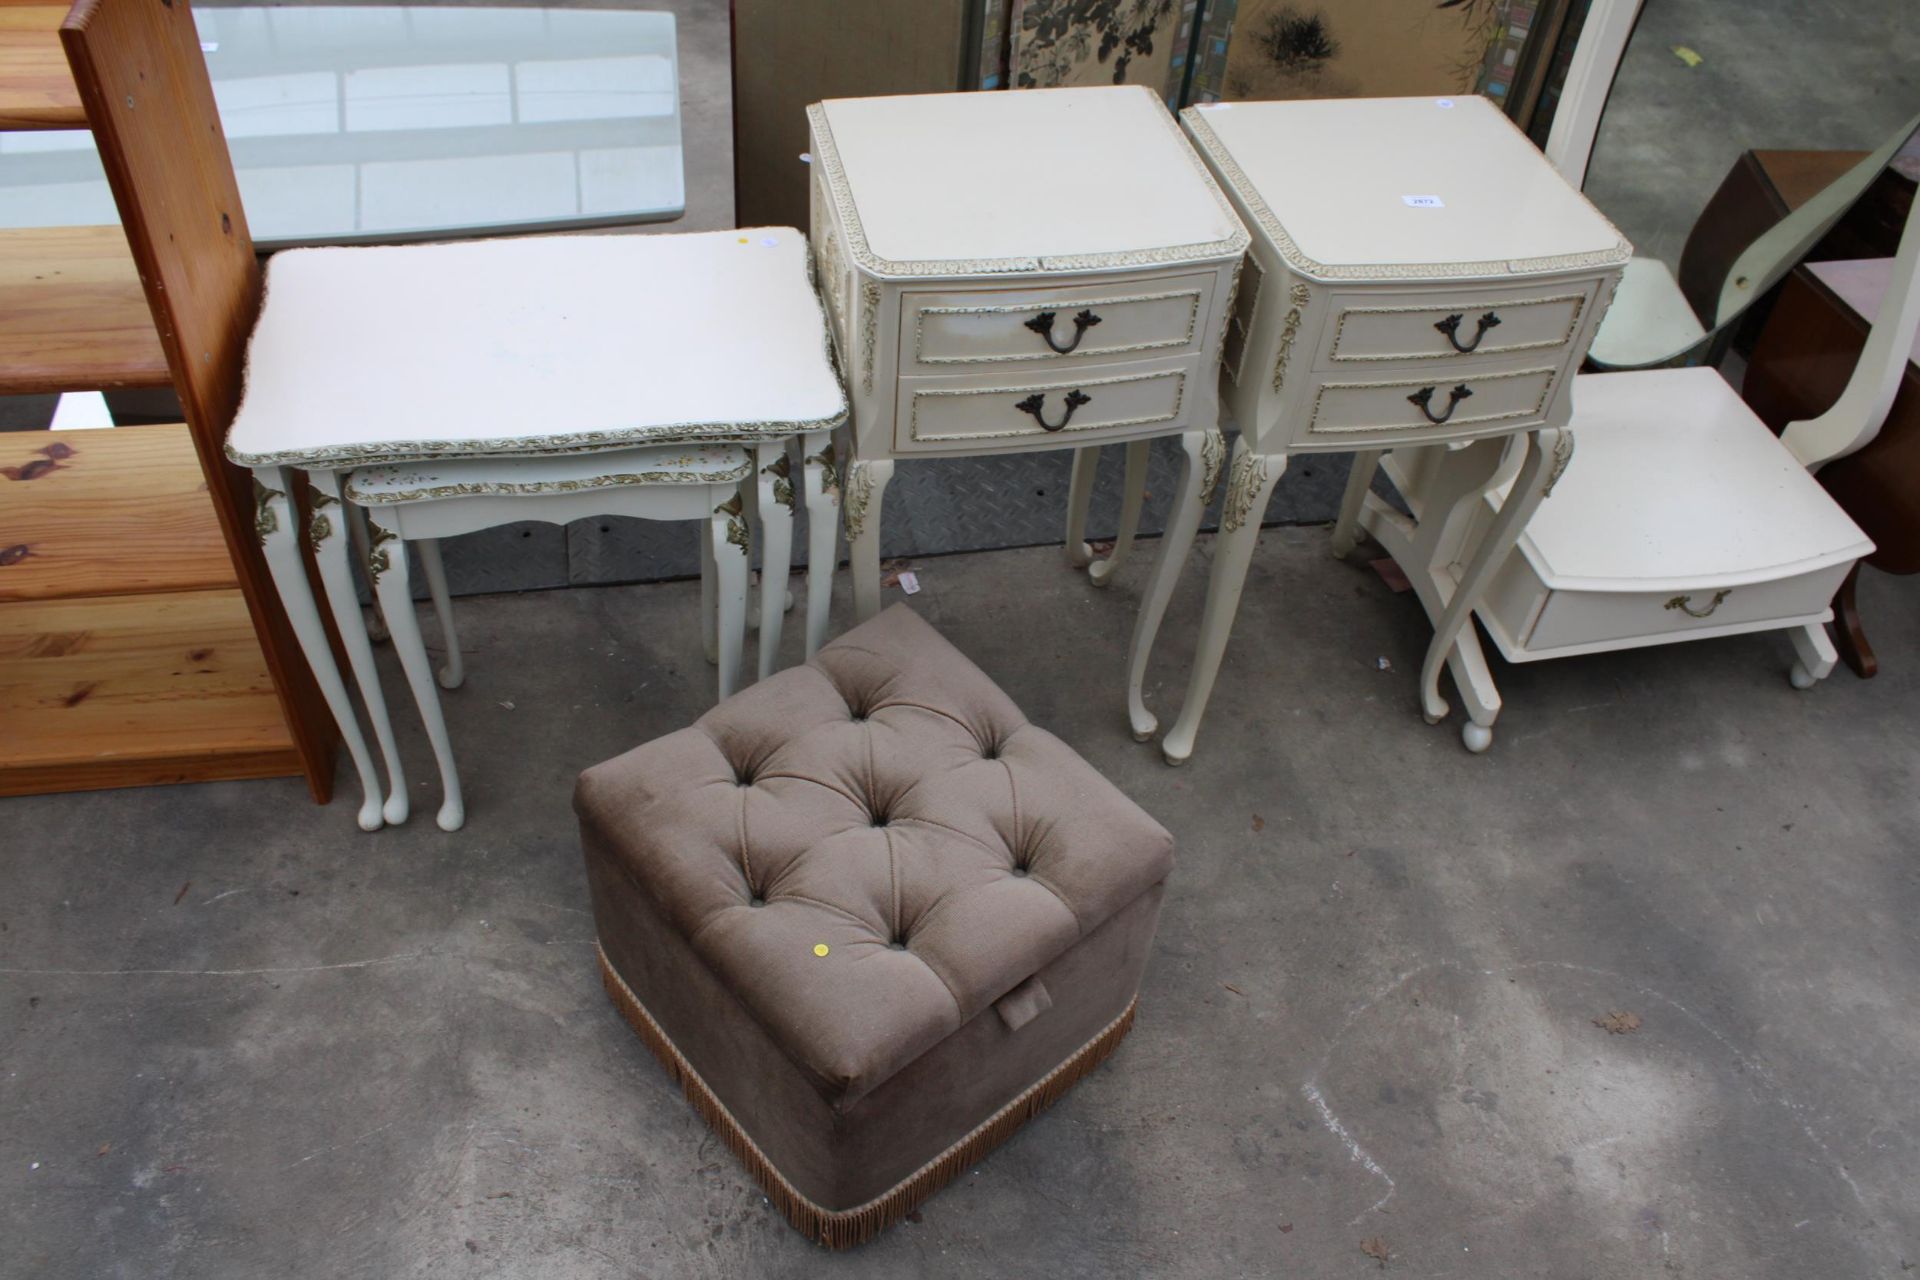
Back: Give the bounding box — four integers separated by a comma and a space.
575, 605, 1173, 1247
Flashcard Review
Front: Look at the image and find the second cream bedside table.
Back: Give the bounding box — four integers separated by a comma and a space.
806, 86, 1249, 624
1140, 96, 1631, 762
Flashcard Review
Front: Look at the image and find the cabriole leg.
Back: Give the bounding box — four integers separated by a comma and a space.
800, 431, 837, 656
308, 472, 409, 826
1126, 429, 1220, 742
416, 538, 464, 691
1089, 438, 1151, 587
1417, 430, 1560, 733
343, 501, 389, 643
1330, 448, 1382, 560
369, 513, 464, 831
699, 515, 718, 665
1064, 446, 1099, 568
753, 441, 796, 680
251, 466, 385, 831
845, 456, 893, 624
1789, 621, 1837, 689
1159, 440, 1287, 766
710, 490, 750, 698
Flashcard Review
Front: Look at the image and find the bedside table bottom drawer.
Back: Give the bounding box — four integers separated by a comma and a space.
1305, 367, 1559, 442
896, 366, 1189, 454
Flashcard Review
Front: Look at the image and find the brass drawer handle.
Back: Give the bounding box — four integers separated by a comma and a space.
1023, 308, 1102, 355
1408, 383, 1473, 425
1014, 389, 1091, 432
1435, 310, 1502, 353
1664, 590, 1731, 619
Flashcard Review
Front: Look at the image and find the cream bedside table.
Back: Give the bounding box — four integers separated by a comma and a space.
805, 86, 1249, 625
1141, 96, 1631, 762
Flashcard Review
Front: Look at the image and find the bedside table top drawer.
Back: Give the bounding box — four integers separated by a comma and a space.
1316, 283, 1595, 369
896, 364, 1188, 455
1305, 366, 1559, 444
902, 275, 1211, 373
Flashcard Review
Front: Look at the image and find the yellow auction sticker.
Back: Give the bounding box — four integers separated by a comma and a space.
813, 943, 830, 957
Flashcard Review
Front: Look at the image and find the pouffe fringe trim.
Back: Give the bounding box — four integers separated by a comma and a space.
597, 944, 1136, 1249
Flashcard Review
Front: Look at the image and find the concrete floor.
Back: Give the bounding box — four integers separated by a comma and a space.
6, 527, 1920, 1277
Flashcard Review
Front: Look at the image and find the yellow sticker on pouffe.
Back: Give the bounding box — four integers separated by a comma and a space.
813, 943, 830, 957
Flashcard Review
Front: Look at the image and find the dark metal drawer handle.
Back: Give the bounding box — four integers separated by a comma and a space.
1664, 589, 1731, 619
1023, 308, 1103, 354
1015, 389, 1092, 432
1434, 310, 1502, 353
1408, 383, 1473, 425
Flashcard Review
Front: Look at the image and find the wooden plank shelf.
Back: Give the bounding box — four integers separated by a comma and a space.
0, 1, 85, 130
0, 586, 303, 796
0, 225, 172, 395
1, 423, 238, 603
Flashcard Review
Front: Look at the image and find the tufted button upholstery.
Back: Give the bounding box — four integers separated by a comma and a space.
575, 605, 1174, 1108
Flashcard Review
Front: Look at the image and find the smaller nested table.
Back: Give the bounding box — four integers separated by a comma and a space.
1149, 96, 1629, 760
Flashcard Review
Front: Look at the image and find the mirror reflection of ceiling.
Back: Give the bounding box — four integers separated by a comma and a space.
0, 7, 685, 245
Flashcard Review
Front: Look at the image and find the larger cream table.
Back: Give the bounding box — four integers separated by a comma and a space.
227, 229, 846, 830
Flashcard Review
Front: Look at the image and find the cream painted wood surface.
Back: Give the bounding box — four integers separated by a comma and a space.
1454, 194, 1920, 693
226, 228, 846, 467
808, 85, 1247, 629
1124, 95, 1628, 761
897, 364, 1189, 453
903, 276, 1209, 372
1444, 367, 1870, 693
1315, 283, 1597, 367
229, 224, 847, 831
814, 86, 1241, 271
1189, 96, 1625, 277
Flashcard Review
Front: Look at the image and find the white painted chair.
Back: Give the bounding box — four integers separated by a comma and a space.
1391, 183, 1920, 743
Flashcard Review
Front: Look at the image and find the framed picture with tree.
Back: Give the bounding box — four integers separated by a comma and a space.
1220, 0, 1508, 101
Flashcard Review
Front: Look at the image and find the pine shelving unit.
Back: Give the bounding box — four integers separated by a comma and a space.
0, 0, 329, 798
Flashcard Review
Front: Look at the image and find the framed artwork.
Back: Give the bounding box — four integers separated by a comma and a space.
1220, 0, 1508, 101
974, 0, 1014, 88
1184, 0, 1238, 102
969, 0, 1574, 120
1006, 0, 1192, 102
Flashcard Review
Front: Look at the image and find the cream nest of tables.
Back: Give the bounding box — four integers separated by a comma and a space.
805, 84, 1250, 648
229, 228, 846, 830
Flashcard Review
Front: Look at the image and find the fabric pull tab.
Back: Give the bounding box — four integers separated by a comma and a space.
994, 976, 1053, 1032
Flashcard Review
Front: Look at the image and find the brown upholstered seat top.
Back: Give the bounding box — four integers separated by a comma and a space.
575, 606, 1173, 1109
